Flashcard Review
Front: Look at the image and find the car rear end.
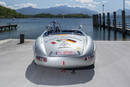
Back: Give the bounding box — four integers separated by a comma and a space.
34, 55, 95, 69
34, 31, 95, 69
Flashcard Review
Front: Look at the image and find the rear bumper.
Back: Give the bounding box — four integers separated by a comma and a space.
34, 56, 95, 69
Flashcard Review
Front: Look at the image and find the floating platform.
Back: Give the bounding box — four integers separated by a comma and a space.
0, 24, 17, 32
101, 25, 130, 35
0, 39, 130, 87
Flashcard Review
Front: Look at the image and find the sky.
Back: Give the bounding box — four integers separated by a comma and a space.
0, 0, 130, 12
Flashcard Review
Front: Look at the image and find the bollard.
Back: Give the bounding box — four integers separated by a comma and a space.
20, 34, 24, 44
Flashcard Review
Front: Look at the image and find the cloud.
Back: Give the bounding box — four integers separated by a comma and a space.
70, 0, 107, 11
73, 0, 101, 10
13, 3, 37, 9
0, 1, 7, 6
75, 0, 93, 3
126, 0, 130, 5
55, 3, 96, 10
74, 0, 100, 4
0, 2, 37, 9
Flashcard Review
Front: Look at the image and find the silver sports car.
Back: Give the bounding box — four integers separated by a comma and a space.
33, 21, 95, 69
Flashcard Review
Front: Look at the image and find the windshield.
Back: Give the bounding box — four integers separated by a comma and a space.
43, 30, 85, 37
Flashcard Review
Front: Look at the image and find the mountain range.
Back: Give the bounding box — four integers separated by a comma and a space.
16, 6, 98, 16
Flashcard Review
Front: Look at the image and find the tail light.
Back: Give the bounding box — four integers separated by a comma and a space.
43, 57, 47, 62
84, 57, 88, 61
90, 55, 94, 59
36, 56, 47, 62
36, 56, 41, 61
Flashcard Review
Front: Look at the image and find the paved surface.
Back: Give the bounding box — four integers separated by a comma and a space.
0, 39, 130, 87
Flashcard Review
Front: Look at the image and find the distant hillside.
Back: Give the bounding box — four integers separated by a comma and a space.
16, 6, 97, 16
33, 13, 90, 18
0, 5, 91, 18
0, 5, 26, 18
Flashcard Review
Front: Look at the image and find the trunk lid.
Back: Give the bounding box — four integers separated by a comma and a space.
43, 34, 86, 57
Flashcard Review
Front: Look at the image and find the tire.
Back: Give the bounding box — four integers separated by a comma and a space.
32, 60, 37, 65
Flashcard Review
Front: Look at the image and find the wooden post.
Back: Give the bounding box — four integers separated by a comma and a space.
103, 29, 106, 40
9, 25, 11, 31
122, 10, 126, 33
20, 34, 24, 44
93, 15, 96, 27
108, 29, 111, 40
0, 27, 1, 32
96, 14, 99, 27
15, 25, 17, 30
103, 13, 105, 28
107, 12, 110, 29
93, 14, 99, 27
4, 27, 5, 31
113, 11, 116, 29
99, 14, 101, 28
113, 12, 117, 40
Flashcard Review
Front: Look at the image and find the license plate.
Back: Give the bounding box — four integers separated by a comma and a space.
56, 51, 74, 55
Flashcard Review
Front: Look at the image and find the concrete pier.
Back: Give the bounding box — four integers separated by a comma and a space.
0, 39, 130, 87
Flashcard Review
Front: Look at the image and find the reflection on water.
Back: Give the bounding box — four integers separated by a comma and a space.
0, 18, 130, 40
114, 31, 117, 40
93, 27, 130, 41
108, 29, 111, 40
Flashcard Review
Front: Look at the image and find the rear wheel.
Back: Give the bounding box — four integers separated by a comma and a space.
32, 60, 37, 65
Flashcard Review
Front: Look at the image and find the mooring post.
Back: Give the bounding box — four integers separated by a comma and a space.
20, 34, 24, 44
5, 27, 6, 31
122, 10, 126, 33
93, 14, 99, 28
93, 15, 95, 27
113, 11, 117, 40
99, 13, 101, 28
107, 12, 110, 29
96, 14, 99, 27
113, 11, 116, 29
15, 25, 17, 30
8, 25, 11, 31
103, 13, 105, 28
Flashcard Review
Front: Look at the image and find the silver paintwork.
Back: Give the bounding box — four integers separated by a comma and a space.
33, 22, 95, 69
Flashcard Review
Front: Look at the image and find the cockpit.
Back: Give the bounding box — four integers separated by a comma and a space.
43, 21, 85, 37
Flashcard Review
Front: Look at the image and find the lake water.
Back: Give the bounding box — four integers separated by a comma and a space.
0, 18, 130, 40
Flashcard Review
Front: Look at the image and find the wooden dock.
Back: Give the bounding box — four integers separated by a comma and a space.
0, 24, 17, 32
101, 25, 130, 34
93, 10, 130, 35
